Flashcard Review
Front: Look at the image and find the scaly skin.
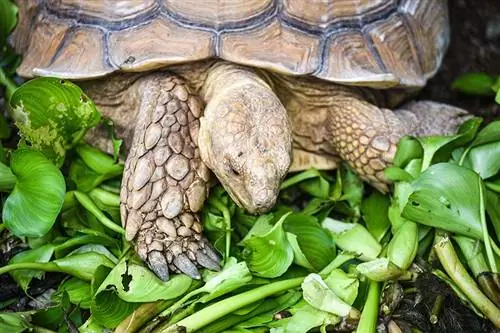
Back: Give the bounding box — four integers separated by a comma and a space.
119, 73, 220, 280
83, 60, 469, 280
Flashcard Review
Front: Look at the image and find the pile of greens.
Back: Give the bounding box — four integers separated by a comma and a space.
1, 1, 500, 332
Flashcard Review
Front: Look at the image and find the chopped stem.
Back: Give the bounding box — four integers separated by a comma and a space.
0, 262, 60, 276
154, 277, 304, 333
434, 231, 500, 327
429, 295, 445, 324
74, 191, 125, 235
356, 280, 381, 333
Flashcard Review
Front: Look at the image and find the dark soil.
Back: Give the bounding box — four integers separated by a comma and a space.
420, 0, 500, 122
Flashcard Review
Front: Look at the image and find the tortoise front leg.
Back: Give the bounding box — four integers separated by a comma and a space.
121, 73, 220, 281
291, 97, 469, 192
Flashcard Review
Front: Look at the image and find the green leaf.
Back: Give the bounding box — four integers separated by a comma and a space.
356, 258, 404, 281
463, 141, 500, 179
486, 190, 500, 241
402, 163, 483, 239
287, 233, 315, 270
361, 191, 391, 242
10, 78, 101, 165
3, 149, 65, 237
201, 258, 252, 299
283, 213, 336, 271
280, 169, 324, 190
468, 121, 500, 147
322, 218, 381, 261
301, 273, 358, 317
241, 213, 294, 278
8, 244, 55, 292
324, 269, 359, 305
91, 265, 138, 329
452, 72, 497, 96
53, 252, 115, 281
417, 118, 482, 170
95, 260, 192, 303
0, 312, 33, 333
0, 0, 17, 46
54, 278, 92, 309
76, 145, 123, 176
392, 136, 423, 168
269, 300, 340, 333
340, 165, 364, 210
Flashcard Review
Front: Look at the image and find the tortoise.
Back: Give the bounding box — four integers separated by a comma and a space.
11, 0, 469, 281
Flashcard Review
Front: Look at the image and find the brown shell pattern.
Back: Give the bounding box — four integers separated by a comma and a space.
13, 0, 448, 88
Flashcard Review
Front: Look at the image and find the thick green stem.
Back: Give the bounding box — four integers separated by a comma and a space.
429, 295, 445, 324
0, 262, 60, 276
154, 277, 304, 333
319, 252, 356, 276
90, 188, 121, 207
74, 191, 125, 235
356, 280, 381, 333
434, 231, 500, 327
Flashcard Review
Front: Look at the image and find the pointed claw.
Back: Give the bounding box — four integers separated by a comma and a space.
196, 250, 221, 271
203, 243, 221, 263
174, 253, 201, 280
147, 250, 170, 281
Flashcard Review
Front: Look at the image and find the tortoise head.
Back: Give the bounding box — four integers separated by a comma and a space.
198, 70, 292, 214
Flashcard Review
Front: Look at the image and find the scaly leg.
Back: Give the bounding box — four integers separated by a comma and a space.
120, 73, 220, 280
291, 96, 469, 192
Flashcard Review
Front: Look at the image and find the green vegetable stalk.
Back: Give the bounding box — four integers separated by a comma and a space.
154, 277, 304, 333
454, 236, 500, 307
434, 231, 500, 327
0, 161, 16, 191
356, 280, 380, 333
387, 221, 418, 270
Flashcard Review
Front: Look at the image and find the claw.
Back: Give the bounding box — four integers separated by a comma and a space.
147, 250, 170, 281
174, 253, 201, 280
203, 242, 221, 263
196, 250, 221, 271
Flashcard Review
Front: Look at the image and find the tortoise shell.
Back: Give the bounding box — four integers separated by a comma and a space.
12, 0, 449, 88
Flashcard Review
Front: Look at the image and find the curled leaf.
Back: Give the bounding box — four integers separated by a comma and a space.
3, 149, 65, 237
241, 213, 294, 278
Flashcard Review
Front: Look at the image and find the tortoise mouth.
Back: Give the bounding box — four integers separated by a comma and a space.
224, 183, 276, 215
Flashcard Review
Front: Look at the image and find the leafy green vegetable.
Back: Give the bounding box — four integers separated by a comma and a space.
0, 0, 16, 46
361, 191, 391, 242
241, 214, 294, 278
356, 258, 405, 282
302, 273, 357, 317
283, 213, 336, 271
0, 312, 33, 333
54, 278, 92, 309
402, 163, 483, 239
3, 149, 65, 237
452, 72, 498, 96
322, 217, 381, 261
10, 78, 101, 164
324, 269, 359, 305
8, 244, 55, 292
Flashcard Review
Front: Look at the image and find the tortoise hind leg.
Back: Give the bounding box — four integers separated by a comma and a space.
291, 97, 469, 192
121, 73, 220, 281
